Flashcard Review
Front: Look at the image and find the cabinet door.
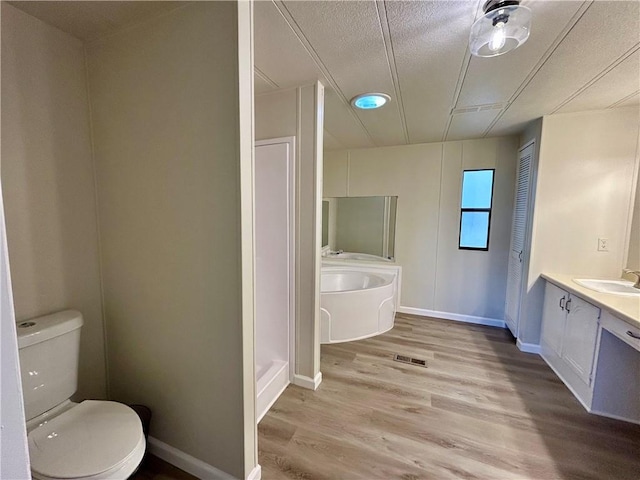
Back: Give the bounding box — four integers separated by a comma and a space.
541, 282, 567, 356
562, 295, 600, 385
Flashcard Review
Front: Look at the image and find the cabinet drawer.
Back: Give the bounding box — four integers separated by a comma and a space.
601, 311, 640, 352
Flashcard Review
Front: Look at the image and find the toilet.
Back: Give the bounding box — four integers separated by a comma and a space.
17, 310, 146, 480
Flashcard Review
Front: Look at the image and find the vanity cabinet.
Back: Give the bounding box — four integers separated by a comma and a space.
541, 275, 640, 424
541, 282, 600, 396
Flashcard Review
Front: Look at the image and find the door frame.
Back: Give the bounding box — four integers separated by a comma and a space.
255, 136, 296, 382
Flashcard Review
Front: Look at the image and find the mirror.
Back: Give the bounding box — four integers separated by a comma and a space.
322, 196, 397, 260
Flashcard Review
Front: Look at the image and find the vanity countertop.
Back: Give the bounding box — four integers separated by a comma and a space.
542, 273, 640, 329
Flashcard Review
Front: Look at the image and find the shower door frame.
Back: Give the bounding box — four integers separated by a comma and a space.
255, 136, 296, 385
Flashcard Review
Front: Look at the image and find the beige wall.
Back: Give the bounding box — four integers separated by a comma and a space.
1, 4, 106, 401
627, 170, 640, 271
86, 3, 254, 477
520, 107, 640, 345
255, 84, 324, 381
325, 137, 518, 321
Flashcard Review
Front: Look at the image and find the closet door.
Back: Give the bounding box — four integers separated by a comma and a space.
505, 142, 534, 337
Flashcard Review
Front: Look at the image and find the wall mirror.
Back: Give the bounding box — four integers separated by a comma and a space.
322, 196, 398, 260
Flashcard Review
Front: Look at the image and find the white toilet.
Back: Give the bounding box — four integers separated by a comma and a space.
17, 310, 146, 480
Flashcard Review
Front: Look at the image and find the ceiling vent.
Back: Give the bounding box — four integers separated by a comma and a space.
452, 103, 505, 115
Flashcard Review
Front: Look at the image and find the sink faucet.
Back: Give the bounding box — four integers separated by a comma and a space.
624, 270, 640, 289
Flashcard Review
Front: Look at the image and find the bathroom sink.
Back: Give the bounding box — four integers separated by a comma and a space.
573, 279, 640, 296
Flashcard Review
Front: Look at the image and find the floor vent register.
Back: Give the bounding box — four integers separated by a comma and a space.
393, 353, 427, 367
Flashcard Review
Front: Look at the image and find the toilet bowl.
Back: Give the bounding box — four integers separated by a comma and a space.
17, 310, 145, 480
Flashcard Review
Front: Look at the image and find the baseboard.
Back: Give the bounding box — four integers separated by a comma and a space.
147, 436, 236, 480
516, 338, 541, 354
247, 464, 262, 480
397, 306, 506, 328
588, 408, 640, 426
256, 363, 290, 423
292, 372, 322, 390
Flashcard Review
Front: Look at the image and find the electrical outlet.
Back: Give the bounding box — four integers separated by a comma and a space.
598, 238, 609, 252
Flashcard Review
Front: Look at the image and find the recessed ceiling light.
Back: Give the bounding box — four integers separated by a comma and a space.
469, 0, 532, 58
350, 93, 391, 110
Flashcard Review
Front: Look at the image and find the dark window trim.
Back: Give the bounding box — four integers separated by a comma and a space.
458, 169, 495, 251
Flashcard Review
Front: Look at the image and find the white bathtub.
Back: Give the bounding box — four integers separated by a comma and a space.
320, 269, 396, 344
325, 251, 393, 262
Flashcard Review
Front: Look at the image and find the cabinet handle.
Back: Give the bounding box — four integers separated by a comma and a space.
626, 331, 640, 340
565, 298, 572, 313
559, 296, 566, 310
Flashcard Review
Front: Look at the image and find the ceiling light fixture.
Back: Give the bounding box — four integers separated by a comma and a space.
350, 93, 391, 110
469, 0, 532, 58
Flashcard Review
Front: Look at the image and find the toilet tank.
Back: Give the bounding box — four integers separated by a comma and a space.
16, 310, 83, 421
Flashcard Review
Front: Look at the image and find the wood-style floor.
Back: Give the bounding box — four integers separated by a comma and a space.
131, 454, 196, 480
259, 314, 640, 480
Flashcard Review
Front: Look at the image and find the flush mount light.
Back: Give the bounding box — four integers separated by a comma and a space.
469, 0, 532, 58
350, 93, 391, 110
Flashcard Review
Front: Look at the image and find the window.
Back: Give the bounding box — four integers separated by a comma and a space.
459, 169, 494, 250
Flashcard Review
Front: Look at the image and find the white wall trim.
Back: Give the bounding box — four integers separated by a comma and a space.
397, 306, 506, 328
516, 338, 541, 354
147, 437, 236, 480
292, 372, 322, 390
589, 408, 640, 426
247, 464, 262, 480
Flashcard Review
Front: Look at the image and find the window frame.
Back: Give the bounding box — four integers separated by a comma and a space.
458, 168, 495, 251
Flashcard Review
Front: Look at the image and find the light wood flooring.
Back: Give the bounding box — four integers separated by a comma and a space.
258, 314, 640, 479
131, 454, 196, 480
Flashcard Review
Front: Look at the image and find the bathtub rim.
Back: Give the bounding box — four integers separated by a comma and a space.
321, 270, 394, 295
324, 251, 394, 262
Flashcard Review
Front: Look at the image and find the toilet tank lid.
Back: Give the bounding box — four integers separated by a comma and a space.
17, 310, 83, 349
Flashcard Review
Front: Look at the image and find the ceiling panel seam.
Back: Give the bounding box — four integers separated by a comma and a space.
376, 0, 409, 145
483, 0, 594, 136
608, 90, 640, 109
275, 0, 377, 146
254, 66, 280, 89
551, 43, 640, 114
443, 51, 473, 142
444, 0, 485, 141
324, 129, 346, 151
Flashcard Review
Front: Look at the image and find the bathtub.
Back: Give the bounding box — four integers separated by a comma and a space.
325, 251, 393, 262
320, 268, 396, 343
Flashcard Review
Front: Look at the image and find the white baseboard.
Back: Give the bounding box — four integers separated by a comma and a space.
147, 436, 236, 480
516, 338, 541, 354
292, 372, 322, 390
397, 306, 506, 328
256, 362, 290, 423
589, 408, 640, 426
247, 464, 262, 480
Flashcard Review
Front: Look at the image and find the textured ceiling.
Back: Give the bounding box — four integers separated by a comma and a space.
254, 0, 640, 149
9, 1, 639, 150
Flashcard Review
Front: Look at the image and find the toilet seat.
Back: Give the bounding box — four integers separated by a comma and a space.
28, 400, 145, 480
